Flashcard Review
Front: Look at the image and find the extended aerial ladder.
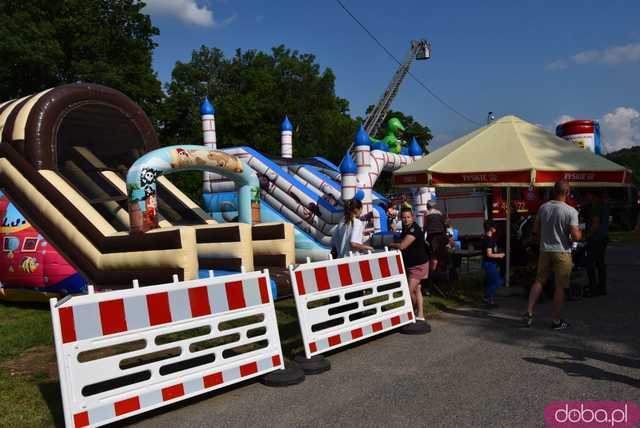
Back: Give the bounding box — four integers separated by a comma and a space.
362, 39, 431, 138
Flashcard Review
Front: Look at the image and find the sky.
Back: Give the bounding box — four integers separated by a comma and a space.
143, 0, 640, 153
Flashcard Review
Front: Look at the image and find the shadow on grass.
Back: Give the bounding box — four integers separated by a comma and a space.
0, 300, 50, 311
275, 299, 304, 359
38, 381, 65, 428
423, 271, 486, 315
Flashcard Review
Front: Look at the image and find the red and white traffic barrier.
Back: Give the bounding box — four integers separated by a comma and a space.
50, 270, 283, 428
290, 249, 415, 358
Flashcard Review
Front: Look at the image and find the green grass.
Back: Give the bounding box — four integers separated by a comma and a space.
0, 273, 485, 427
424, 273, 485, 314
275, 298, 305, 358
0, 302, 52, 361
609, 231, 640, 242
0, 302, 60, 428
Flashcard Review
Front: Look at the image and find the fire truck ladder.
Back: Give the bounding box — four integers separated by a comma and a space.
362, 39, 431, 139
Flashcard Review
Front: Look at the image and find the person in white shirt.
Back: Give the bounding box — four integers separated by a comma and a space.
332, 199, 374, 258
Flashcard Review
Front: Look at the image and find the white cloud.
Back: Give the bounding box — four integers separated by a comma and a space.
544, 59, 568, 71
143, 0, 235, 28
599, 44, 640, 64
553, 108, 640, 153
571, 50, 597, 64
546, 42, 640, 71
600, 107, 640, 153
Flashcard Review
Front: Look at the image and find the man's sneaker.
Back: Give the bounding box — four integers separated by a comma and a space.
551, 319, 570, 330
522, 312, 533, 327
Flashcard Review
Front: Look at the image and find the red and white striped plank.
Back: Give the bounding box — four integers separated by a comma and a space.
307, 312, 414, 356
58, 276, 271, 344
72, 354, 282, 428
294, 253, 404, 296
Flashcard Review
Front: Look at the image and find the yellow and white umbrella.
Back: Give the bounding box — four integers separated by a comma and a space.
394, 115, 630, 189
393, 115, 631, 286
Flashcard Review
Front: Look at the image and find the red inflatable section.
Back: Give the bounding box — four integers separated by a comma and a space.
557, 120, 595, 136
0, 193, 86, 301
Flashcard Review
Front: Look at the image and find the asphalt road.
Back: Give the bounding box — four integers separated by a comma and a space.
129, 241, 640, 427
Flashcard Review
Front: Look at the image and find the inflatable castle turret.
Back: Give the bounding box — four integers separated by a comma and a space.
201, 97, 216, 150
281, 115, 293, 158
339, 119, 436, 233
408, 137, 430, 226
340, 154, 357, 201
354, 125, 373, 214
201, 97, 235, 193
408, 137, 422, 157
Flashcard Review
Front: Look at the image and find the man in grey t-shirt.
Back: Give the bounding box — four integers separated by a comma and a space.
537, 198, 579, 253
524, 181, 581, 330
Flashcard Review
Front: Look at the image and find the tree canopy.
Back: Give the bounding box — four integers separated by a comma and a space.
0, 0, 163, 118
160, 45, 358, 164
1, 2, 435, 203
607, 146, 640, 187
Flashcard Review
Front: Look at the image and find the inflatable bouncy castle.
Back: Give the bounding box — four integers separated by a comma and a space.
202, 103, 435, 261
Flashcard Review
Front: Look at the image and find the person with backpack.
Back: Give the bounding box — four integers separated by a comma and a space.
331, 199, 374, 258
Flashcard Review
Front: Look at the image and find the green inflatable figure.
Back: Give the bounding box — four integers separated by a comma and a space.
375, 118, 407, 154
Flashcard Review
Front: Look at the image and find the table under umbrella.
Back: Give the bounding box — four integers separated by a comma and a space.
393, 115, 631, 286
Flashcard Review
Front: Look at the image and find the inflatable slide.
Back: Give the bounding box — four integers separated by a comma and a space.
202, 112, 434, 261
0, 84, 294, 299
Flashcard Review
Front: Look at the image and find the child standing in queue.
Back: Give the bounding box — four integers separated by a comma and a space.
481, 221, 505, 308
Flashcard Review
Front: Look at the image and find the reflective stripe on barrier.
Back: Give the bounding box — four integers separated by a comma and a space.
290, 249, 415, 358
50, 270, 283, 428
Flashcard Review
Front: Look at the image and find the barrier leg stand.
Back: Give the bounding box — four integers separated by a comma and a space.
260, 359, 306, 387
294, 354, 331, 375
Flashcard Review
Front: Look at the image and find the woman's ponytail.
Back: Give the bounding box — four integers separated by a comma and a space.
343, 199, 363, 225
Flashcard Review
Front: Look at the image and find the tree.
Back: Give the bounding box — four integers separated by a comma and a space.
0, 0, 163, 120
161, 45, 361, 203
161, 45, 358, 164
607, 146, 640, 187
